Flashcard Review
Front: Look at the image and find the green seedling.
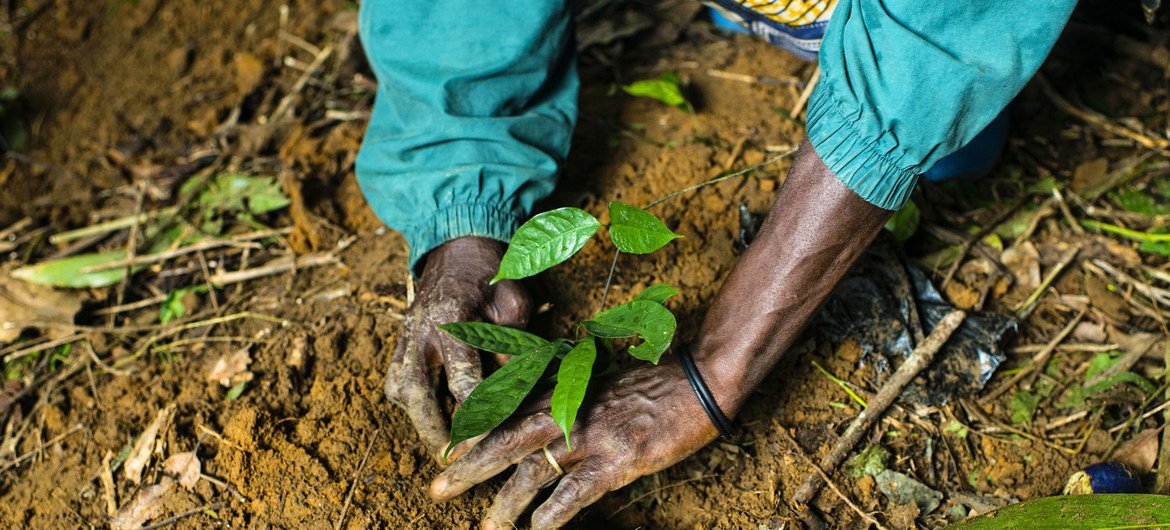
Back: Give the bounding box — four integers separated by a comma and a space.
441, 201, 682, 456
622, 72, 691, 111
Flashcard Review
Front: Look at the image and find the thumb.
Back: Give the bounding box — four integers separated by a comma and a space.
484, 280, 533, 366
484, 280, 532, 328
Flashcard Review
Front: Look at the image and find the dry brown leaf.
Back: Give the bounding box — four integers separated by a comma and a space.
0, 269, 83, 343
124, 405, 175, 484
1073, 321, 1108, 343
207, 348, 253, 387
233, 52, 264, 95
1002, 242, 1041, 289
162, 451, 201, 490
1071, 157, 1110, 193
110, 477, 173, 530
1115, 427, 1163, 473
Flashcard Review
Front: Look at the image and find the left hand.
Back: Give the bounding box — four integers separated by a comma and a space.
430, 362, 719, 530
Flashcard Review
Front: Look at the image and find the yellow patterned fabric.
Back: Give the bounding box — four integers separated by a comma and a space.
738, 0, 836, 26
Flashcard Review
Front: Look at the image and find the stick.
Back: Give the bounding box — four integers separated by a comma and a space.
80, 228, 289, 272
2, 333, 88, 363
790, 66, 820, 121
1036, 74, 1169, 151
979, 308, 1085, 403
206, 252, 338, 287
140, 502, 226, 530
778, 427, 889, 530
48, 208, 179, 245
791, 310, 966, 507
336, 429, 380, 530
1156, 342, 1170, 494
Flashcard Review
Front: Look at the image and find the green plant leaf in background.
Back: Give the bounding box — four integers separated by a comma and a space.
884, 199, 920, 243
550, 338, 597, 450
621, 72, 689, 111
1009, 390, 1040, 424
160, 289, 188, 324
1110, 188, 1170, 216
582, 300, 676, 364
945, 494, 1170, 530
632, 283, 679, 304
493, 207, 601, 284
608, 202, 682, 254
438, 322, 549, 356
447, 342, 560, 458
11, 250, 131, 288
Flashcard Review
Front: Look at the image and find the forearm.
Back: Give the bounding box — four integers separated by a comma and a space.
694, 139, 890, 412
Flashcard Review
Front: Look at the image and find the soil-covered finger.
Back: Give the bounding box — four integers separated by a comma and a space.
482, 453, 559, 530
430, 413, 558, 501
485, 280, 531, 328
436, 333, 483, 403
530, 462, 612, 529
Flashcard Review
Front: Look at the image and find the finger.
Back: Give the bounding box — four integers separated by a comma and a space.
386, 335, 450, 462
431, 412, 558, 501
485, 280, 531, 328
530, 462, 613, 530
437, 333, 483, 403
482, 453, 559, 530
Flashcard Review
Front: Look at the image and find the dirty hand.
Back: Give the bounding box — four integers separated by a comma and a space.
430, 362, 720, 529
386, 236, 531, 461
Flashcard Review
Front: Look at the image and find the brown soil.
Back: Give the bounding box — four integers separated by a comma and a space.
0, 1, 1165, 529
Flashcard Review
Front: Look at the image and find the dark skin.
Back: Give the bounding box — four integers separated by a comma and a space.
386, 137, 892, 528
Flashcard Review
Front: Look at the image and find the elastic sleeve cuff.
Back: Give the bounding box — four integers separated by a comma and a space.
403, 202, 523, 277
806, 87, 919, 211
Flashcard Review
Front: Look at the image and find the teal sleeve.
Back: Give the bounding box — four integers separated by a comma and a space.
356, 1, 578, 275
806, 0, 1076, 210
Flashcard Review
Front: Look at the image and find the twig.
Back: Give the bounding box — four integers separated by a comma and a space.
790, 310, 966, 507
597, 249, 621, 313
644, 148, 798, 211
336, 428, 381, 530
48, 208, 179, 245
1052, 188, 1086, 235
0, 423, 85, 473
1014, 245, 1081, 319
1156, 341, 1170, 494
206, 252, 338, 286
939, 201, 1025, 290
979, 308, 1085, 403
112, 183, 149, 324
2, 333, 87, 363
80, 228, 289, 272
609, 474, 719, 516
790, 66, 820, 121
1036, 73, 1169, 151
140, 502, 226, 530
778, 427, 889, 530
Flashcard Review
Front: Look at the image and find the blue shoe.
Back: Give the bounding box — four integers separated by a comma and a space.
704, 1, 836, 62
922, 111, 1010, 182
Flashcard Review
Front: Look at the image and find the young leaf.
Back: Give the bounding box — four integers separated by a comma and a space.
582, 300, 676, 364
884, 199, 920, 243
632, 283, 679, 304
438, 322, 549, 356
447, 342, 560, 457
11, 250, 131, 288
159, 289, 188, 324
621, 72, 690, 110
550, 338, 597, 450
607, 202, 681, 254
493, 208, 601, 284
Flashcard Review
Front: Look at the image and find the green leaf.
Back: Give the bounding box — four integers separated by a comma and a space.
884, 199, 920, 243
1111, 188, 1170, 216
845, 444, 889, 478
621, 72, 689, 110
493, 207, 601, 284
438, 322, 549, 356
607, 202, 681, 254
11, 250, 131, 288
582, 300, 676, 364
946, 494, 1170, 530
447, 342, 560, 458
226, 381, 247, 400
632, 283, 679, 304
1009, 390, 1040, 424
159, 289, 189, 324
550, 338, 597, 450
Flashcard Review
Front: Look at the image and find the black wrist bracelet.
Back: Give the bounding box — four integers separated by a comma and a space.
677, 346, 738, 441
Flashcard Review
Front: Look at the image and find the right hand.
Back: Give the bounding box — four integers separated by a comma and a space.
386, 236, 532, 462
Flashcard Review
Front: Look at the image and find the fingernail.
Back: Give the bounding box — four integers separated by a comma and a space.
430, 476, 449, 499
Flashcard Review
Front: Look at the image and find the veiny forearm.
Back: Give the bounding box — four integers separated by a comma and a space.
694, 138, 892, 412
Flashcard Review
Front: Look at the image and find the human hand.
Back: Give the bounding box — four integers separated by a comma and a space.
430, 362, 720, 529
386, 236, 532, 462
